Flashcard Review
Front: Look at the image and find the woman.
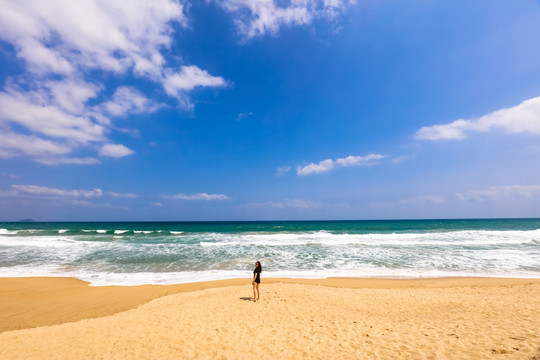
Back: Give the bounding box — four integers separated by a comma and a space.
252, 261, 262, 302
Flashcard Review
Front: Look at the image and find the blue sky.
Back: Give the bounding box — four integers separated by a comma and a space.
1, 0, 540, 221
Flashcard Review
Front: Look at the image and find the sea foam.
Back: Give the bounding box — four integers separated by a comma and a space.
0, 220, 538, 286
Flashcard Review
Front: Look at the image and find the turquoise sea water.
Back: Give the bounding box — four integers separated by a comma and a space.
1, 219, 539, 285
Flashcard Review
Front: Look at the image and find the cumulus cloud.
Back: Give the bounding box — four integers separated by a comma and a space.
415, 96, 540, 141
217, 0, 355, 39
99, 144, 135, 158
456, 184, 540, 202
0, 0, 227, 165
297, 153, 385, 175
163, 65, 227, 110
162, 193, 231, 201
0, 0, 187, 76
298, 159, 334, 175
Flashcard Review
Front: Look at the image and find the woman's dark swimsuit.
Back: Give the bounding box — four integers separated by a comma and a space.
253, 267, 261, 284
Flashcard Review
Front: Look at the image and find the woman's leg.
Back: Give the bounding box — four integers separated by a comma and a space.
255, 282, 260, 300
252, 282, 257, 301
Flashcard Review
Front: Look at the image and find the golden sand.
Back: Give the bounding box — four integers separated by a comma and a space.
1, 277, 539, 359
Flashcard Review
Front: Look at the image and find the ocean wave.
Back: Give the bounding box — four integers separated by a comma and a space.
0, 228, 18, 235
82, 229, 109, 234
198, 229, 540, 247
1, 225, 539, 286
0, 235, 80, 248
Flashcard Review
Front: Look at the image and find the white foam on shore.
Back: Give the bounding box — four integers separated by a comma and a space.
0, 267, 538, 287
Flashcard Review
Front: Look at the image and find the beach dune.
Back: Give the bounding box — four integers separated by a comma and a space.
0, 277, 539, 359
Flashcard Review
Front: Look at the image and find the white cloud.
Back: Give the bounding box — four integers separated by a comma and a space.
99, 144, 135, 158
297, 153, 385, 175
218, 0, 355, 39
35, 157, 101, 166
0, 82, 106, 166
456, 184, 540, 202
298, 159, 334, 175
415, 96, 540, 141
335, 154, 383, 166
162, 193, 231, 201
101, 87, 161, 117
11, 185, 103, 198
0, 90, 106, 144
107, 192, 138, 198
221, 0, 311, 39
400, 195, 446, 205
392, 155, 415, 164
44, 79, 102, 115
17, 38, 75, 75
0, 0, 187, 76
242, 198, 321, 210
0, 0, 228, 165
163, 65, 227, 106
3, 184, 138, 200
0, 130, 71, 158
0, 129, 101, 166
267, 199, 320, 209
236, 112, 254, 121
0, 173, 18, 179
276, 166, 292, 177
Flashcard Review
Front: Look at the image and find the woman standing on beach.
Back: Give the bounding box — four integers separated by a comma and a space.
252, 261, 262, 302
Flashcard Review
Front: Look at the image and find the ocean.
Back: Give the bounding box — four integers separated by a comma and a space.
0, 219, 539, 286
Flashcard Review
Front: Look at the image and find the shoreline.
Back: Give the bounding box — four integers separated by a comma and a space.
1, 276, 538, 332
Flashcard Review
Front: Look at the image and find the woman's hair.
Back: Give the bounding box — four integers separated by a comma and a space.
255, 261, 262, 272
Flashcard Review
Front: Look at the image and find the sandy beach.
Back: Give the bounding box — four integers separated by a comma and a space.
0, 277, 539, 360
